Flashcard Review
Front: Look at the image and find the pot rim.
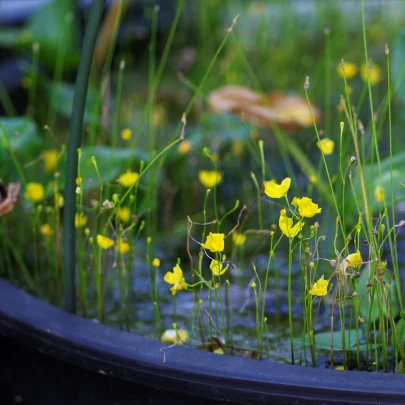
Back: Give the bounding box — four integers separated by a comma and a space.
0, 278, 404, 405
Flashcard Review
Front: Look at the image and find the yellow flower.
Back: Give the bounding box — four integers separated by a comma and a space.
374, 185, 385, 203
76, 177, 83, 185
178, 140, 192, 154
115, 237, 130, 254
117, 206, 131, 223
43, 149, 59, 172
337, 62, 358, 79
57, 194, 64, 207
317, 138, 335, 155
40, 223, 53, 237
203, 232, 225, 252
75, 213, 88, 228
309, 275, 329, 296
160, 329, 189, 344
120, 128, 132, 141
152, 258, 160, 267
118, 170, 139, 187
344, 250, 363, 269
24, 183, 44, 203
292, 197, 322, 218
279, 209, 304, 238
360, 62, 383, 85
198, 170, 222, 188
97, 234, 114, 250
264, 177, 291, 199
164, 263, 188, 295
309, 175, 317, 184
210, 259, 229, 276
232, 231, 246, 246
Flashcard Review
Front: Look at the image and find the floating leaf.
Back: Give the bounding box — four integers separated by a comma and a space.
347, 151, 405, 223
295, 329, 373, 352
56, 146, 151, 192
357, 269, 399, 322
26, 0, 80, 70
0, 117, 43, 179
208, 85, 321, 131
43, 81, 99, 125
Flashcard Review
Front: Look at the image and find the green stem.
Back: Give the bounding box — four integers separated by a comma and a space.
288, 238, 294, 364
63, 0, 106, 313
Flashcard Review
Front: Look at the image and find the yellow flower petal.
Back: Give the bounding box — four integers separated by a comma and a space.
198, 170, 222, 188
278, 209, 304, 238
360, 62, 383, 85
115, 237, 130, 254
117, 206, 131, 223
164, 264, 188, 295
75, 213, 88, 228
203, 232, 225, 252
118, 170, 139, 187
120, 128, 132, 141
309, 275, 330, 296
40, 223, 53, 237
344, 250, 363, 269
317, 138, 335, 155
264, 177, 291, 199
43, 149, 59, 172
374, 185, 385, 203
291, 197, 322, 218
160, 329, 189, 344
337, 62, 358, 79
24, 183, 44, 203
96, 234, 114, 250
210, 259, 229, 276
178, 140, 192, 154
232, 231, 246, 246
164, 263, 183, 285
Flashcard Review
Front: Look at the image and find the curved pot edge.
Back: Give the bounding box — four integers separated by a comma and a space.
0, 278, 404, 405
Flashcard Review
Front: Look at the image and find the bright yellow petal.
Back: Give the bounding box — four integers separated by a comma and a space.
203, 232, 225, 252
264, 177, 291, 198
309, 276, 329, 296
344, 250, 363, 269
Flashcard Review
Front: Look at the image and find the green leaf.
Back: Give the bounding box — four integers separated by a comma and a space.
392, 29, 405, 105
26, 0, 80, 70
43, 81, 99, 125
392, 318, 405, 353
0, 28, 32, 48
56, 146, 151, 192
347, 151, 405, 221
294, 329, 366, 352
0, 117, 43, 179
357, 269, 399, 322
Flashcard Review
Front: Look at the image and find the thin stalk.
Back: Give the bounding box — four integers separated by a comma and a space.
0, 80, 16, 116
386, 45, 402, 310
106, 59, 126, 196
250, 172, 263, 229
288, 238, 294, 364
28, 42, 40, 117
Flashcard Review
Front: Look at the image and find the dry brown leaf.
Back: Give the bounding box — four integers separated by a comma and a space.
0, 180, 21, 216
208, 85, 321, 131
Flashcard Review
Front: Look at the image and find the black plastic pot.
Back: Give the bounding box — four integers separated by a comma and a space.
0, 279, 404, 405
